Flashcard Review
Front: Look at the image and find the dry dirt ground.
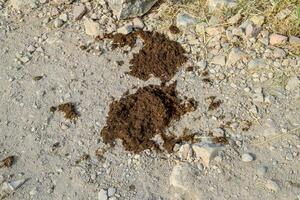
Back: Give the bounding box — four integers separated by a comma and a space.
0, 1, 300, 200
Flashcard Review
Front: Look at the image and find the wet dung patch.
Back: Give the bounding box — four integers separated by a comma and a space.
100, 83, 197, 153
108, 31, 188, 82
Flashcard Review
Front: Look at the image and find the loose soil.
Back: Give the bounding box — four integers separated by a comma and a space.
100, 83, 197, 153
107, 31, 188, 82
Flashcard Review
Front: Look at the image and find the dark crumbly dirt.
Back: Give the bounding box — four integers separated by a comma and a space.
169, 25, 181, 34
108, 31, 187, 82
51, 102, 79, 120
100, 83, 197, 153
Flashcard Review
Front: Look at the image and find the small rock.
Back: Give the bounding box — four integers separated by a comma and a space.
107, 187, 116, 197
27, 45, 36, 53
84, 17, 101, 37
59, 13, 68, 22
177, 144, 193, 160
248, 58, 267, 69
19, 56, 31, 63
227, 47, 245, 65
98, 189, 108, 200
289, 36, 300, 47
273, 48, 286, 58
192, 143, 221, 167
227, 13, 241, 24
245, 23, 259, 38
253, 87, 264, 102
286, 76, 300, 91
276, 8, 291, 20
132, 18, 144, 29
250, 15, 265, 27
270, 33, 287, 45
257, 166, 268, 177
211, 55, 226, 66
265, 179, 280, 192
176, 11, 197, 27
117, 23, 133, 35
53, 18, 64, 28
241, 153, 254, 162
73, 4, 86, 20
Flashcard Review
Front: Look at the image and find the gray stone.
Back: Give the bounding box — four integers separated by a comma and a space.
53, 18, 64, 28
108, 0, 158, 19
132, 18, 144, 29
176, 12, 197, 27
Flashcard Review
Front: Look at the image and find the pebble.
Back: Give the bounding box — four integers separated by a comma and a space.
54, 18, 64, 28
176, 11, 197, 26
132, 18, 144, 29
27, 45, 36, 53
257, 166, 268, 176
177, 144, 193, 160
84, 17, 101, 36
192, 143, 222, 167
2, 179, 27, 191
227, 13, 241, 24
289, 36, 300, 46
273, 48, 286, 58
98, 189, 108, 200
107, 187, 116, 197
227, 47, 245, 65
265, 179, 280, 192
253, 87, 264, 102
117, 23, 133, 35
250, 15, 265, 27
270, 33, 288, 45
211, 55, 226, 66
73, 4, 86, 20
241, 153, 254, 162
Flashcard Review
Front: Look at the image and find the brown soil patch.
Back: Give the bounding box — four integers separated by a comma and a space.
106, 31, 187, 82
51, 102, 79, 120
169, 25, 181, 34
100, 83, 197, 153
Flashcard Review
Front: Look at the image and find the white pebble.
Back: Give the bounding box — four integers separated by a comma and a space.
241, 153, 254, 162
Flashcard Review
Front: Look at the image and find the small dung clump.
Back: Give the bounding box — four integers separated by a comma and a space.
0, 156, 14, 168
51, 102, 79, 120
100, 83, 197, 153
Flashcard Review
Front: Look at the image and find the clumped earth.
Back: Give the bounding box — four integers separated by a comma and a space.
108, 31, 188, 82
101, 83, 197, 153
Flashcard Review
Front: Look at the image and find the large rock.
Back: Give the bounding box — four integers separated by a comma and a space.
108, 0, 158, 19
